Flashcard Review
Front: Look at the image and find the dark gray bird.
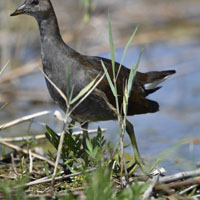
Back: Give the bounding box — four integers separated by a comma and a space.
11, 0, 175, 165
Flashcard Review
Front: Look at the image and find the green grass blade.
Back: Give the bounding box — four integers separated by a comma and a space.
65, 66, 71, 99
69, 73, 105, 115
108, 14, 116, 80
122, 82, 128, 115
0, 61, 9, 75
40, 68, 69, 106
70, 77, 97, 104
0, 103, 8, 111
86, 138, 93, 153
127, 50, 142, 97
117, 26, 138, 79
101, 60, 117, 97
69, 85, 74, 102
127, 65, 137, 98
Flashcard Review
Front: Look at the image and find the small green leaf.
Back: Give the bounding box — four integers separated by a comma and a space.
45, 125, 59, 149
70, 78, 96, 104
127, 51, 142, 98
65, 66, 71, 99
123, 83, 128, 115
108, 14, 115, 79
44, 163, 50, 176
85, 149, 91, 156
127, 64, 137, 98
86, 138, 93, 153
101, 60, 117, 97
69, 85, 74, 102
117, 26, 138, 79
64, 159, 74, 165
97, 126, 102, 135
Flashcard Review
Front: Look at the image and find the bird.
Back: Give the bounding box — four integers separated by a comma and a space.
11, 0, 175, 167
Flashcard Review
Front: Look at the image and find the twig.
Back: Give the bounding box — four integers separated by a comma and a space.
22, 168, 96, 187
0, 110, 50, 131
0, 135, 46, 142
142, 174, 160, 200
179, 184, 198, 195
192, 195, 200, 200
72, 128, 107, 135
0, 141, 55, 167
0, 128, 107, 142
0, 61, 10, 75
29, 149, 33, 173
11, 153, 20, 176
155, 177, 200, 191
0, 175, 16, 180
159, 168, 200, 184
52, 116, 69, 186
40, 68, 68, 104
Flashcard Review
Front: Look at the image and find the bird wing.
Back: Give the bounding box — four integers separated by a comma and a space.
80, 55, 150, 114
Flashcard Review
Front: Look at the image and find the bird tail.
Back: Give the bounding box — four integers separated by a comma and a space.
128, 70, 175, 115
139, 70, 176, 96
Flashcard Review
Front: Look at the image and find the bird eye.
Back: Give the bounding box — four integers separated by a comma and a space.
32, 0, 39, 5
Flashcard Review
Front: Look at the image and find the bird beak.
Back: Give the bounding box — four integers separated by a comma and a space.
10, 4, 25, 16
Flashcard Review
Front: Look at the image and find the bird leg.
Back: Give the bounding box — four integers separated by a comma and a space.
68, 119, 76, 134
126, 120, 145, 173
80, 122, 90, 164
81, 122, 89, 149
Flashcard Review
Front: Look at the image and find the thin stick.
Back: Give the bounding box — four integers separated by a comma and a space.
0, 175, 16, 180
72, 128, 107, 135
142, 174, 160, 200
155, 177, 200, 191
11, 153, 20, 176
0, 128, 107, 142
29, 149, 33, 173
159, 168, 200, 184
0, 110, 50, 131
40, 68, 68, 105
0, 141, 55, 167
22, 168, 96, 187
0, 135, 46, 142
51, 114, 69, 186
179, 184, 198, 195
0, 61, 10, 76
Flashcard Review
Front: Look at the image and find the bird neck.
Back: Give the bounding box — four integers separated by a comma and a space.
37, 10, 63, 44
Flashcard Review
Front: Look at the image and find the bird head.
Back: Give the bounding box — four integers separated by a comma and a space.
10, 0, 53, 20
